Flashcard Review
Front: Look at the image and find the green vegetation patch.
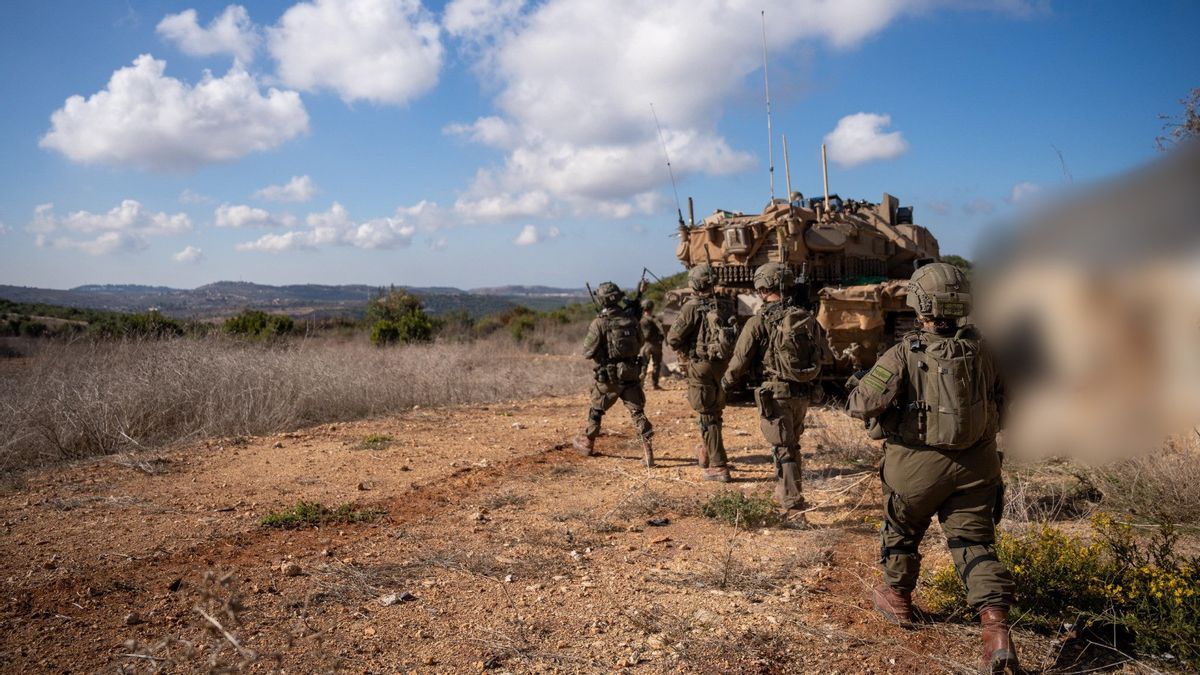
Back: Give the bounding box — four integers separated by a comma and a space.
700, 490, 781, 529
358, 433, 396, 450
924, 514, 1200, 668
259, 501, 384, 529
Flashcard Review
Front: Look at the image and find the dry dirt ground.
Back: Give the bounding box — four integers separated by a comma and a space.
2, 381, 1068, 674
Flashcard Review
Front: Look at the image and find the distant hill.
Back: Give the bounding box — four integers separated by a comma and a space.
0, 282, 589, 320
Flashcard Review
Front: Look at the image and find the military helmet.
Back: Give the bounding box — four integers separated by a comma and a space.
596, 281, 623, 307
642, 299, 656, 312
906, 262, 971, 318
753, 262, 792, 292
688, 264, 717, 292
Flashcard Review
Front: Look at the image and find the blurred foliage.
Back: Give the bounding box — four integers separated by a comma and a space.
223, 309, 294, 339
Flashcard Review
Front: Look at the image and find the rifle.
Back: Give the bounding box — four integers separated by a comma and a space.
585, 282, 601, 312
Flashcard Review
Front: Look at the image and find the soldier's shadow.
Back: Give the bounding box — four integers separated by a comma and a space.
735, 453, 775, 466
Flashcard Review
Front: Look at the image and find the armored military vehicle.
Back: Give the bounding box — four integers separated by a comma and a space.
666, 190, 941, 379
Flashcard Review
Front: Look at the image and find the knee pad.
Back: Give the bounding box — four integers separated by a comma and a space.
587, 408, 604, 424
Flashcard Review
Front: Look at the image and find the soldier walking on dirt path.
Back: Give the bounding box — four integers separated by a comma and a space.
638, 299, 666, 390
846, 262, 1019, 675
667, 264, 738, 482
573, 282, 655, 468
722, 263, 822, 525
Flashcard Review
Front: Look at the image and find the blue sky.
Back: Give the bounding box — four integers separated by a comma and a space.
0, 0, 1194, 290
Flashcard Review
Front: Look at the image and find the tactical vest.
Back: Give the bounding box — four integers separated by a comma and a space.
761, 303, 821, 384
694, 296, 737, 362
895, 329, 992, 450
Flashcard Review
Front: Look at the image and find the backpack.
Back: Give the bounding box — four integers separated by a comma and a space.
763, 304, 821, 383
695, 296, 737, 361
602, 310, 642, 361
902, 331, 991, 450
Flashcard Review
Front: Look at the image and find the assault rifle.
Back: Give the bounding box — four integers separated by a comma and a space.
585, 282, 601, 312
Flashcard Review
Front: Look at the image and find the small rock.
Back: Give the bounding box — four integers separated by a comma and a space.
650, 536, 672, 545
281, 562, 302, 577
503, 575, 514, 583
399, 591, 417, 602
692, 608, 717, 625
469, 511, 488, 522
124, 612, 144, 626
511, 422, 525, 430
378, 593, 400, 606
358, 482, 371, 491
423, 656, 435, 666
400, 465, 412, 472
363, 626, 376, 637
272, 441, 284, 448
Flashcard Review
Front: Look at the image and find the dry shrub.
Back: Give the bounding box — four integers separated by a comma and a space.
0, 336, 591, 472
1086, 435, 1200, 527
806, 406, 879, 466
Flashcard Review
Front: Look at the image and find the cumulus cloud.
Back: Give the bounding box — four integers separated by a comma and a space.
215, 204, 297, 228
157, 5, 260, 62
173, 245, 205, 263
40, 54, 308, 171
253, 175, 317, 202
823, 112, 909, 168
27, 200, 192, 255
513, 223, 559, 246
1008, 181, 1042, 203
441, 0, 997, 220
236, 201, 445, 252
268, 0, 443, 105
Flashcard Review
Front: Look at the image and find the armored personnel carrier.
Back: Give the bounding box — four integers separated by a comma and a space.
665, 191, 941, 378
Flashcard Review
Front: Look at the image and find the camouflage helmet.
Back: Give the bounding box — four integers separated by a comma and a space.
596, 281, 623, 307
753, 262, 791, 292
688, 264, 717, 292
906, 262, 971, 319
642, 299, 656, 312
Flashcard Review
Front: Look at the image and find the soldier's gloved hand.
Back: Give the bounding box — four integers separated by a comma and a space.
845, 369, 869, 390
720, 376, 734, 391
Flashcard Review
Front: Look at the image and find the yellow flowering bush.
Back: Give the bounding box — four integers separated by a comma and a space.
922, 514, 1200, 667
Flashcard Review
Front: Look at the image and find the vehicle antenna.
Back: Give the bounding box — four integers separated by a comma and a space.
782, 133, 793, 200
821, 142, 831, 222
650, 102, 685, 228
761, 10, 775, 202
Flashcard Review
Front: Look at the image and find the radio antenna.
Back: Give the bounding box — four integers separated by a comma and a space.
650, 102, 685, 227
761, 10, 775, 201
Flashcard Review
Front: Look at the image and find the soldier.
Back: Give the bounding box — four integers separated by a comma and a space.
722, 262, 821, 521
667, 264, 737, 481
845, 263, 1018, 674
638, 299, 665, 390
573, 282, 655, 468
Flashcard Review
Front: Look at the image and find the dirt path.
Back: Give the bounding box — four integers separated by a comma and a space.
0, 383, 1044, 673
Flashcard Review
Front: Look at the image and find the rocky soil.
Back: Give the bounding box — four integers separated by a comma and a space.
1, 383, 1063, 673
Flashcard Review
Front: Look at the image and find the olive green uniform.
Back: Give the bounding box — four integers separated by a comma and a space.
638, 313, 665, 387
725, 300, 811, 510
847, 327, 1015, 610
582, 309, 654, 443
666, 297, 728, 469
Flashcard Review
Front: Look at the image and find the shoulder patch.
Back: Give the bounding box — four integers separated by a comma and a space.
862, 364, 894, 393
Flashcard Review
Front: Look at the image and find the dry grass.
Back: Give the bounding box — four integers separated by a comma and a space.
1086, 433, 1200, 528
0, 335, 590, 472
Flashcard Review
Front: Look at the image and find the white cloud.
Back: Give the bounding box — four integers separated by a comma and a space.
268, 0, 443, 105
512, 223, 559, 246
443, 0, 980, 220
253, 175, 317, 203
173, 245, 205, 263
1008, 181, 1042, 203
236, 201, 444, 252
27, 200, 192, 255
215, 204, 297, 228
823, 112, 909, 167
962, 198, 996, 216
40, 54, 308, 171
157, 5, 260, 63
179, 188, 213, 204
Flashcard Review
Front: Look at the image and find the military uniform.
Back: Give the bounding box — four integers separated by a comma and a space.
724, 299, 815, 510
666, 280, 731, 479
574, 283, 654, 467
638, 304, 665, 389
846, 262, 1018, 674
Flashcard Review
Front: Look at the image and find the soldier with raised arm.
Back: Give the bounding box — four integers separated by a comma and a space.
846, 262, 1018, 674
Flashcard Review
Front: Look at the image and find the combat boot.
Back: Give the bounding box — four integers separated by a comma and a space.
872, 584, 914, 627
702, 466, 731, 482
979, 607, 1019, 674
694, 443, 708, 468
572, 434, 594, 457
641, 438, 655, 468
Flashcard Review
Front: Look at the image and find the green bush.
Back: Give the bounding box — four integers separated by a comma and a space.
223, 309, 294, 339
259, 501, 383, 529
367, 288, 434, 345
924, 514, 1200, 667
700, 490, 781, 528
